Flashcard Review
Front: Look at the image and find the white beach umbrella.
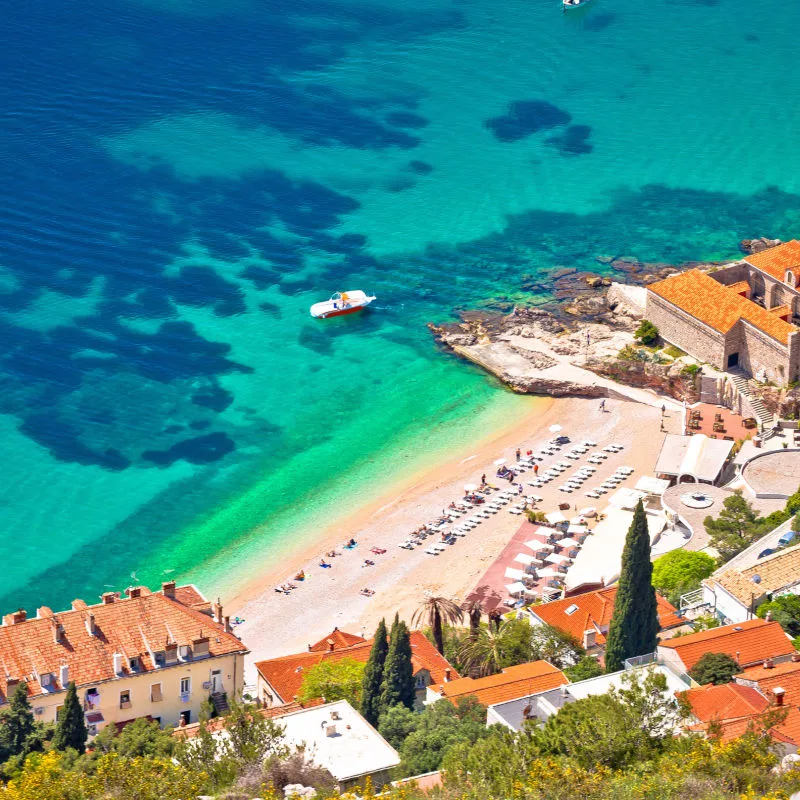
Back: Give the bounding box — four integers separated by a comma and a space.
464, 483, 478, 492
536, 567, 561, 578
549, 424, 563, 433
546, 553, 572, 564
494, 457, 507, 466
524, 540, 554, 552
558, 537, 580, 548
505, 581, 527, 596
570, 516, 586, 525
579, 506, 597, 517
514, 553, 537, 565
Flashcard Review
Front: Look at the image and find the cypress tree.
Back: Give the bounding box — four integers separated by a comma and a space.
604, 500, 659, 673
380, 615, 415, 714
360, 618, 389, 726
53, 681, 88, 754
0, 682, 36, 759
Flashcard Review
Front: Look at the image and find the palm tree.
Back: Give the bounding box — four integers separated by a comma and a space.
458, 621, 514, 677
412, 595, 464, 655
463, 599, 483, 641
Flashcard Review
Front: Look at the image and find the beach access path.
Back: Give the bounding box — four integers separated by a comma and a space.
230, 396, 674, 683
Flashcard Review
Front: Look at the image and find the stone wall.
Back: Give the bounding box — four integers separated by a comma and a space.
709, 262, 749, 287
737, 321, 794, 384
645, 292, 727, 369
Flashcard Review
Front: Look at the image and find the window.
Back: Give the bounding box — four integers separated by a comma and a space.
150, 683, 163, 703
180, 677, 191, 696
119, 690, 131, 710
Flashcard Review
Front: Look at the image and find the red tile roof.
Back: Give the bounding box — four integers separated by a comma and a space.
740, 658, 800, 683
308, 628, 367, 653
530, 585, 682, 645
658, 619, 794, 671
0, 584, 247, 701
679, 682, 769, 723
648, 269, 797, 344
429, 660, 567, 706
691, 705, 800, 747
742, 659, 800, 705
255, 630, 458, 705
745, 240, 800, 282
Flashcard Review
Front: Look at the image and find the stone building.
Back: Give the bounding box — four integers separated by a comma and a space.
0, 582, 248, 735
645, 240, 800, 384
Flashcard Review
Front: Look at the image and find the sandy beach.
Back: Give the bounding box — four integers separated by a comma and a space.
229, 394, 678, 683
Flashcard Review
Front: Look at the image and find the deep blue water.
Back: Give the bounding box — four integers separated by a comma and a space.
1, 0, 800, 613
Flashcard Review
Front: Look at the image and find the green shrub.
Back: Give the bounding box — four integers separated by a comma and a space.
634, 320, 659, 346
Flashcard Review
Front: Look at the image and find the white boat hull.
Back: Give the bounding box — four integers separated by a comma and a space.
310, 290, 376, 319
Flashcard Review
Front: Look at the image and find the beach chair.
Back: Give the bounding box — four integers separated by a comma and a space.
582, 439, 597, 446
602, 446, 615, 452
585, 491, 601, 498
559, 486, 573, 493
425, 547, 439, 555
510, 508, 523, 515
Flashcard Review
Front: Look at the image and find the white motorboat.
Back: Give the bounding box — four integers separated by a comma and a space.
309, 290, 376, 319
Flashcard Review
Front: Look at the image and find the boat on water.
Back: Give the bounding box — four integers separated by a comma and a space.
310, 290, 376, 319
563, 0, 591, 9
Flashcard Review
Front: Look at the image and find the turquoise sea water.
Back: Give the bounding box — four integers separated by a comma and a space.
2, 0, 800, 613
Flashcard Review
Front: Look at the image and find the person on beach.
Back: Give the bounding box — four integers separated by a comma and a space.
481, 473, 486, 485
534, 464, 539, 475
599, 399, 606, 412
319, 559, 331, 568
518, 484, 523, 494
516, 448, 521, 461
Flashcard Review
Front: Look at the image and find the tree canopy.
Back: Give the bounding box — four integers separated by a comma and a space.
756, 594, 800, 638
360, 618, 389, 726
51, 682, 87, 755
380, 615, 415, 714
604, 501, 659, 672
651, 549, 716, 605
688, 652, 742, 685
412, 596, 463, 655
298, 658, 365, 706
704, 492, 763, 563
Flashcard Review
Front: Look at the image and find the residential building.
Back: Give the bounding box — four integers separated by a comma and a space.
679, 682, 770, 725
486, 664, 690, 731
703, 542, 800, 623
0, 582, 248, 734
646, 262, 800, 384
255, 628, 457, 709
656, 618, 794, 674
521, 585, 684, 657
425, 660, 567, 709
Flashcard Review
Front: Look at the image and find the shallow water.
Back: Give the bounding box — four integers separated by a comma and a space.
1, 0, 799, 612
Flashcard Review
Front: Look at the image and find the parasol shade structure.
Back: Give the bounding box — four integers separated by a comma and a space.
549, 424, 563, 433
464, 483, 478, 492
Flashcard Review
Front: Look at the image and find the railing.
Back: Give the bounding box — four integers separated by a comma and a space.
679, 588, 706, 612
624, 653, 657, 670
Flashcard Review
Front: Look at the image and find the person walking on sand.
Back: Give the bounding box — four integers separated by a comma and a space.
516, 448, 521, 461
534, 464, 539, 475
599, 399, 606, 412
481, 473, 486, 485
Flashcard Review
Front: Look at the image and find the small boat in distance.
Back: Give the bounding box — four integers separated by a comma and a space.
310, 290, 376, 319
563, 0, 591, 9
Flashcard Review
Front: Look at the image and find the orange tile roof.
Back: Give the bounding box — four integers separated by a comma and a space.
0, 584, 248, 701
691, 705, 800, 747
740, 658, 800, 683
308, 628, 367, 653
745, 240, 800, 282
743, 660, 800, 706
429, 660, 567, 706
255, 631, 458, 704
658, 619, 794, 671
679, 682, 769, 723
729, 281, 751, 296
648, 269, 797, 344
529, 585, 682, 645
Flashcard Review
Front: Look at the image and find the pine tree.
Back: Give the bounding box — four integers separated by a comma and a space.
604, 501, 659, 673
0, 682, 36, 761
53, 681, 88, 754
380, 615, 415, 715
360, 618, 389, 726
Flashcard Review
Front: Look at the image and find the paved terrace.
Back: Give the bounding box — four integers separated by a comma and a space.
743, 449, 800, 498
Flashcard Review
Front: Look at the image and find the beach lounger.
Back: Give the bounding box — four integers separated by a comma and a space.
602, 446, 616, 452
594, 487, 607, 494
559, 486, 573, 493
433, 542, 448, 553
425, 548, 439, 555
582, 439, 597, 446
584, 491, 601, 498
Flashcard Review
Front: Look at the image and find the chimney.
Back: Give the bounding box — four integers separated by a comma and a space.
85, 613, 97, 636
162, 581, 176, 599
101, 592, 116, 605
444, 668, 451, 682
53, 621, 65, 645
126, 587, 142, 599
59, 664, 69, 688
223, 615, 232, 634
736, 651, 741, 664
213, 600, 224, 625
583, 629, 596, 650
763, 658, 774, 670
328, 640, 335, 652
5, 609, 27, 625
765, 610, 773, 622
71, 599, 88, 612
792, 652, 800, 663
773, 687, 786, 707
112, 653, 124, 675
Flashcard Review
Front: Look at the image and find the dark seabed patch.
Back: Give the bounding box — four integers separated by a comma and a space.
408, 160, 434, 175
143, 432, 236, 466
484, 100, 572, 142
583, 12, 617, 30
385, 111, 429, 129
545, 124, 594, 156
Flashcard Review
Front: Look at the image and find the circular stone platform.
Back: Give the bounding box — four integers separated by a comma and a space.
743, 450, 800, 498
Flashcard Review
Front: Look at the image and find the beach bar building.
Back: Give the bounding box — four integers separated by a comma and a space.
0, 582, 248, 735
655, 433, 734, 485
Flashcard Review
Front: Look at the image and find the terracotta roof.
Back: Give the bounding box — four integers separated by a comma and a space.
648, 269, 797, 344
691, 706, 800, 747
308, 628, 367, 653
429, 660, 567, 706
679, 682, 769, 723
0, 584, 247, 701
658, 619, 793, 671
530, 585, 682, 645
742, 659, 800, 705
709, 544, 800, 606
740, 658, 800, 683
729, 281, 751, 296
255, 631, 458, 705
745, 240, 800, 282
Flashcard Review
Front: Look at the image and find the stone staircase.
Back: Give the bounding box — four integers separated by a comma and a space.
728, 373, 775, 433
211, 692, 229, 716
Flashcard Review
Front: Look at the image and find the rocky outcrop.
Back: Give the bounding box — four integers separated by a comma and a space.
588, 360, 700, 404
739, 237, 782, 255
